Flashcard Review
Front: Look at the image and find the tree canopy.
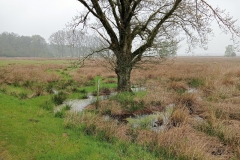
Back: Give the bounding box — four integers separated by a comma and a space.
224, 45, 236, 57
70, 0, 240, 91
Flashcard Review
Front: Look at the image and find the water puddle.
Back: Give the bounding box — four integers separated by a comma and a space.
187, 87, 198, 93
57, 94, 115, 112
126, 104, 175, 132
131, 87, 147, 92
55, 86, 202, 132
52, 89, 58, 95
55, 87, 146, 112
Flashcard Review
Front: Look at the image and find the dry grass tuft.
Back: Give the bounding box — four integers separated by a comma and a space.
157, 125, 233, 160
174, 93, 201, 114
214, 103, 240, 121
170, 107, 189, 127
168, 81, 188, 92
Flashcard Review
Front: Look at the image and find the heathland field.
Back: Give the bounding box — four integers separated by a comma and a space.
0, 57, 240, 160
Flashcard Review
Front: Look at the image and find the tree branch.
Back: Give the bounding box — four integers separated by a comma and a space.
93, 0, 120, 48
131, 0, 182, 62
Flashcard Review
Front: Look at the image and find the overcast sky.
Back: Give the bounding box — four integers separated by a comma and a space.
0, 0, 240, 56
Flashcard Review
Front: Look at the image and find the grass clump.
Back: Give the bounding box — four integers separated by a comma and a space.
80, 89, 88, 99
169, 81, 188, 94
54, 104, 72, 118
18, 92, 28, 99
54, 109, 65, 118
112, 92, 146, 113
170, 107, 189, 127
40, 100, 54, 111
188, 78, 205, 88
52, 91, 68, 105
195, 119, 240, 147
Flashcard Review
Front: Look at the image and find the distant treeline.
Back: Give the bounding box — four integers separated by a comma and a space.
0, 31, 103, 58
0, 32, 52, 57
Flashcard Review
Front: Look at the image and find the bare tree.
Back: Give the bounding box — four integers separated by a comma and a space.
49, 30, 66, 57
69, 0, 240, 92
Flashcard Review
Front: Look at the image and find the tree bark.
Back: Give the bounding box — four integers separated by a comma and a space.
115, 64, 132, 92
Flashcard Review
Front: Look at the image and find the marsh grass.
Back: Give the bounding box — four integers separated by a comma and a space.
188, 78, 205, 88
78, 57, 240, 159
1, 57, 240, 159
170, 107, 189, 127
52, 91, 68, 105
110, 92, 146, 113
39, 100, 54, 111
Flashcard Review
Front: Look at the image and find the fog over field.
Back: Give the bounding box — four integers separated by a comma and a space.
0, 0, 240, 56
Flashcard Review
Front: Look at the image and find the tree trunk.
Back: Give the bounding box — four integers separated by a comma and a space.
115, 65, 132, 92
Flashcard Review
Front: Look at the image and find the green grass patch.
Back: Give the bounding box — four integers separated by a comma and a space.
55, 69, 72, 80
187, 78, 205, 88
0, 92, 168, 160
0, 84, 33, 99
68, 76, 117, 100
0, 59, 69, 66
40, 100, 54, 111
110, 91, 146, 113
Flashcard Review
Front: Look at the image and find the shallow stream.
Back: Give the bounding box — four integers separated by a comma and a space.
56, 87, 201, 132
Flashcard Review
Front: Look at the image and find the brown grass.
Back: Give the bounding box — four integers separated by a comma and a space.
0, 64, 64, 84
2, 57, 240, 159
60, 57, 240, 159
79, 57, 240, 159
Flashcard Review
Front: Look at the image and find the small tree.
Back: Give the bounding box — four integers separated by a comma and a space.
224, 45, 236, 57
69, 0, 240, 92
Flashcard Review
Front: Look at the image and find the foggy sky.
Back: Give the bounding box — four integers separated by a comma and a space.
0, 0, 240, 56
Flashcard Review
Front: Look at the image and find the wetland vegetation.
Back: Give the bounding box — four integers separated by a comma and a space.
1, 57, 240, 159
